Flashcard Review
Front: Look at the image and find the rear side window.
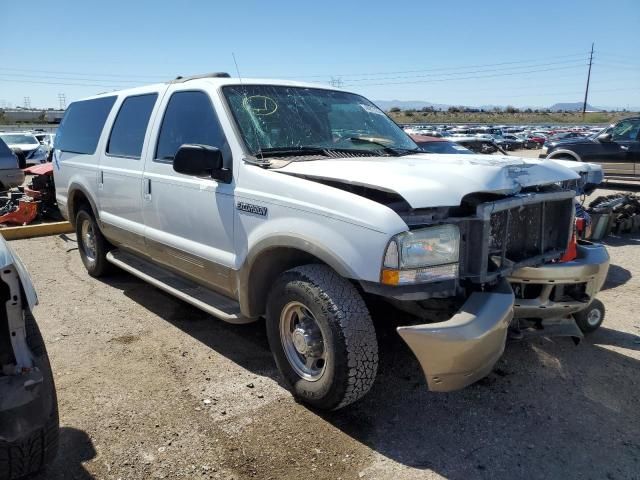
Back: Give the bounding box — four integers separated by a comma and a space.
155, 91, 227, 162
55, 96, 116, 154
107, 94, 158, 158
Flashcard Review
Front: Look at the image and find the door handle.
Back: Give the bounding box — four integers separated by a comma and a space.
620, 145, 629, 151
145, 178, 152, 196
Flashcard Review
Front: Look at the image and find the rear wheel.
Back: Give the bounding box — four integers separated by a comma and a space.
75, 207, 113, 277
574, 298, 605, 333
266, 265, 378, 410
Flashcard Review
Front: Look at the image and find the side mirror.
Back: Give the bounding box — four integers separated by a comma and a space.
597, 133, 612, 143
173, 144, 230, 182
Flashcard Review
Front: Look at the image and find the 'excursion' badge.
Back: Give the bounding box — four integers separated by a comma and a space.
236, 202, 268, 216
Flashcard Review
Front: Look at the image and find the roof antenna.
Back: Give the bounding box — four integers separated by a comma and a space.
232, 52, 266, 164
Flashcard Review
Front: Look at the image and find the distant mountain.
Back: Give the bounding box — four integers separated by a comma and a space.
548, 102, 603, 112
373, 100, 450, 111
374, 99, 635, 112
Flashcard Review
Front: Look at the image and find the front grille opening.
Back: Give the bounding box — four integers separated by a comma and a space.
512, 282, 544, 300
488, 199, 573, 263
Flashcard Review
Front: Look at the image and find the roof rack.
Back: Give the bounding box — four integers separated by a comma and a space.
169, 72, 231, 84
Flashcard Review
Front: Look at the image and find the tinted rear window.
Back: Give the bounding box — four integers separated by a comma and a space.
107, 94, 158, 158
56, 96, 116, 154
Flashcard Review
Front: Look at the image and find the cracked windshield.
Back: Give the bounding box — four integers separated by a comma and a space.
223, 85, 418, 157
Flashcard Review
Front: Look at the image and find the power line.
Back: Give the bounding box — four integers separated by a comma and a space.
0, 67, 171, 80
273, 51, 592, 79
342, 59, 590, 83
0, 77, 130, 88
341, 64, 588, 87
1, 72, 151, 85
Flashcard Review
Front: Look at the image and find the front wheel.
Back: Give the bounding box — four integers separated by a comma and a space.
266, 265, 378, 410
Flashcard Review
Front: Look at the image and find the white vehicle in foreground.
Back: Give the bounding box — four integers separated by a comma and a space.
53, 74, 609, 410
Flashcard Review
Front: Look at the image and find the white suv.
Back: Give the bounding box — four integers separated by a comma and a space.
54, 73, 609, 409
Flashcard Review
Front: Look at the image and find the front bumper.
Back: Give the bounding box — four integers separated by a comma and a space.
397, 279, 514, 392
508, 242, 609, 319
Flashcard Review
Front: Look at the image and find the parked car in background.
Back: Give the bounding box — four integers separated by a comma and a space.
0, 133, 48, 167
0, 137, 26, 191
32, 133, 56, 154
541, 116, 640, 177
0, 236, 59, 479
493, 134, 523, 150
525, 134, 547, 147
547, 131, 587, 143
410, 135, 474, 154
448, 135, 505, 154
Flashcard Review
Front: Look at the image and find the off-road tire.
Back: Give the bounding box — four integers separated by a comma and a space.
266, 264, 378, 410
75, 207, 113, 277
0, 310, 59, 479
574, 298, 605, 333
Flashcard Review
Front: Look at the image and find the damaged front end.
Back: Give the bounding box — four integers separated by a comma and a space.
368, 188, 595, 392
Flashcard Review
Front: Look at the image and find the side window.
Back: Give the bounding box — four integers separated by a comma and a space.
107, 93, 158, 158
155, 91, 228, 162
56, 96, 116, 154
611, 119, 640, 142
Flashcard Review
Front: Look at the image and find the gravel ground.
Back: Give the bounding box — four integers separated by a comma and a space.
9, 185, 640, 480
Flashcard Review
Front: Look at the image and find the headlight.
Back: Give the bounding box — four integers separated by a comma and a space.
381, 224, 460, 285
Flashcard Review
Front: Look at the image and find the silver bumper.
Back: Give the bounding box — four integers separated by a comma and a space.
397, 279, 514, 392
509, 242, 610, 319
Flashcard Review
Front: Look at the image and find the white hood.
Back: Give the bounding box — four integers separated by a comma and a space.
278, 153, 580, 208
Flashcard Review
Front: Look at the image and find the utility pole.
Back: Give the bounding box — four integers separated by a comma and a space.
58, 93, 67, 110
23, 97, 31, 109
582, 42, 594, 117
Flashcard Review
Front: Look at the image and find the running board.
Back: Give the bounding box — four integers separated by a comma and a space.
106, 250, 253, 324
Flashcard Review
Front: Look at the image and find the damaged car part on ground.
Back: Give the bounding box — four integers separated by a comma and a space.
0, 236, 59, 479
54, 75, 610, 410
0, 163, 60, 227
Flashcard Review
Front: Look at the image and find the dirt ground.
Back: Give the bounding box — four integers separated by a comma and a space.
9, 185, 640, 480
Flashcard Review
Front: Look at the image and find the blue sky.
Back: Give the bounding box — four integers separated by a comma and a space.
2, 0, 639, 109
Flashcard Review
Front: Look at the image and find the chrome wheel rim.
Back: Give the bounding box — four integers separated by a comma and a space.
279, 301, 326, 381
80, 219, 97, 262
586, 307, 602, 327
